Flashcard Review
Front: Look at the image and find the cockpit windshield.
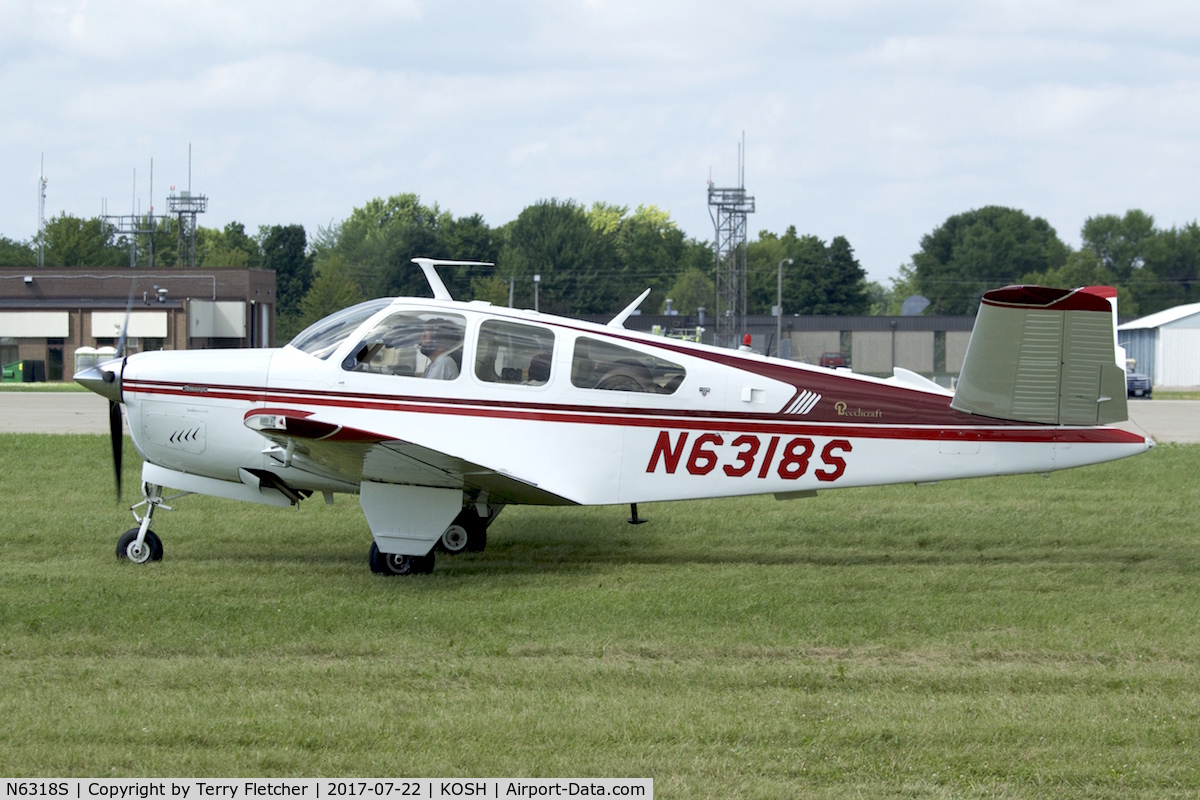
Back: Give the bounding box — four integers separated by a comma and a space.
288, 298, 393, 360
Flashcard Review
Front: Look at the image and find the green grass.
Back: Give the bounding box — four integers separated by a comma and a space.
1154, 390, 1200, 400
0, 381, 87, 392
2, 435, 1199, 797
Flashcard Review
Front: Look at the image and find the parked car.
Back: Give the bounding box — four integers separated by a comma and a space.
819, 351, 848, 369
1126, 370, 1152, 398
1125, 357, 1152, 398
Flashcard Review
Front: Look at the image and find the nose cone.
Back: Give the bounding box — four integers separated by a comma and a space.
75, 358, 122, 403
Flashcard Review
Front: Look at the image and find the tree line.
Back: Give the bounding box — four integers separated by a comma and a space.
3, 197, 1195, 341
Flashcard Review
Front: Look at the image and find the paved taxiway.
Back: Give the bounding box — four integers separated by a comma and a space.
0, 391, 1196, 442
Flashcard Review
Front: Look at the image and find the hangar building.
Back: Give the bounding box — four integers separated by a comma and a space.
1118, 302, 1200, 388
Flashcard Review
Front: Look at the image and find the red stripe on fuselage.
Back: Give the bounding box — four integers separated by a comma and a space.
124, 379, 1146, 446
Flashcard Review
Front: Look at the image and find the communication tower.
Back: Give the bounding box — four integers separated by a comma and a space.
708, 137, 755, 348
102, 163, 163, 268
37, 155, 47, 268
168, 145, 207, 267
168, 190, 208, 267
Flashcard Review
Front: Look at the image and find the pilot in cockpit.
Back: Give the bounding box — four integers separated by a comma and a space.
419, 319, 463, 380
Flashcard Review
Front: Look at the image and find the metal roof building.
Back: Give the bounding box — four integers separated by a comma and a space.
1117, 302, 1200, 387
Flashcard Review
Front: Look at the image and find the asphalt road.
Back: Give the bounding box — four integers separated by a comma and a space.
1, 391, 1196, 442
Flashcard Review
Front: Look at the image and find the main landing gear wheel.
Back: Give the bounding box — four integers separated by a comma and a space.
368, 542, 435, 576
116, 528, 163, 564
436, 509, 488, 555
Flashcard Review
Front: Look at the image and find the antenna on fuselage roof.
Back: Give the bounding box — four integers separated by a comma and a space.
411, 258, 494, 301
608, 288, 651, 329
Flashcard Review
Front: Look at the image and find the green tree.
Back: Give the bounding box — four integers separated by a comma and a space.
469, 274, 511, 306
868, 263, 921, 315
611, 204, 700, 310
1081, 210, 1155, 283
197, 222, 260, 267
664, 267, 714, 316
141, 214, 177, 268
261, 224, 313, 318
1131, 222, 1200, 314
912, 206, 1070, 314
817, 236, 870, 315
316, 194, 485, 300
41, 214, 121, 266
748, 227, 869, 315
0, 236, 35, 267
286, 255, 365, 342
501, 199, 621, 315
747, 227, 795, 315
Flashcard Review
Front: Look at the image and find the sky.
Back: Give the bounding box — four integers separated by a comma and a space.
3, 0, 1199, 284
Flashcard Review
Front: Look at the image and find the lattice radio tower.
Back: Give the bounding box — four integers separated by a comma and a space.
102, 162, 162, 268
708, 136, 755, 348
168, 145, 207, 267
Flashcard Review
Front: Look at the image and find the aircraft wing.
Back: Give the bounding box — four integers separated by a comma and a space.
244, 408, 576, 506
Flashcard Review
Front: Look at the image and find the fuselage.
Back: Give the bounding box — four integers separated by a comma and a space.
108, 296, 1153, 508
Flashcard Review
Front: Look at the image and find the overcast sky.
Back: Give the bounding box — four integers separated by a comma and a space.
3, 0, 1199, 284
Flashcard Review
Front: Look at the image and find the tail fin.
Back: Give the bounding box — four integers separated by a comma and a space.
951, 286, 1127, 425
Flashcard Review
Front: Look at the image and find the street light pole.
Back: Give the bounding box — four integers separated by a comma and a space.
777, 258, 792, 358
534, 274, 541, 313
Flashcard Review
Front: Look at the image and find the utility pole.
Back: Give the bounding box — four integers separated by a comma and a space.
776, 258, 792, 357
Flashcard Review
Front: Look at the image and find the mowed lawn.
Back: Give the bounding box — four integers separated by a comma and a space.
1, 434, 1198, 798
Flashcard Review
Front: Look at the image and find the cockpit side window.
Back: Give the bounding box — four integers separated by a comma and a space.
474, 320, 555, 386
342, 311, 467, 380
572, 337, 686, 394
289, 298, 393, 360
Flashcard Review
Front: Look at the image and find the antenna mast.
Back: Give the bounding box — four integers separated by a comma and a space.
37, 155, 47, 268
708, 133, 755, 348
101, 163, 163, 268
168, 144, 208, 267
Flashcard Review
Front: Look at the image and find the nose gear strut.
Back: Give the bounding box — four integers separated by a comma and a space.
116, 482, 190, 564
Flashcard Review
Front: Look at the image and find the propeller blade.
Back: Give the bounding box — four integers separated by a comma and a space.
115, 280, 135, 358
109, 399, 123, 500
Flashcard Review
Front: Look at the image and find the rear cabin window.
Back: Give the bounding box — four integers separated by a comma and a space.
341, 311, 467, 380
474, 320, 555, 386
571, 337, 686, 394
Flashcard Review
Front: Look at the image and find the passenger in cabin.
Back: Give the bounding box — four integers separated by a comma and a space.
419, 319, 463, 380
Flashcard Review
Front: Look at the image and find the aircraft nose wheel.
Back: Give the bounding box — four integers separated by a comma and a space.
116, 528, 163, 564
368, 542, 435, 576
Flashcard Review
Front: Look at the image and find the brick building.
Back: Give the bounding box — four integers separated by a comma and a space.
0, 268, 275, 381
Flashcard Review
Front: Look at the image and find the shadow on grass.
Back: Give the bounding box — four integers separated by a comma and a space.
165, 510, 1199, 585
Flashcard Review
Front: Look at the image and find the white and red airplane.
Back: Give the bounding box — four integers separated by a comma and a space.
76, 259, 1153, 575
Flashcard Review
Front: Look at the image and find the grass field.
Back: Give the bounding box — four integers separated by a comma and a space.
1, 435, 1198, 797
0, 382, 88, 391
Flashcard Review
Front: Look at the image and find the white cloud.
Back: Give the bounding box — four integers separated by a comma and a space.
4, 0, 1200, 284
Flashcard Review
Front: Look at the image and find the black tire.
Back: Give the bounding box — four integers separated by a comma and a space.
368, 542, 434, 576
116, 528, 163, 564
436, 509, 488, 554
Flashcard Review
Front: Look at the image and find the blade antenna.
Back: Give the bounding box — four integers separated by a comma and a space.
410, 258, 494, 301
608, 289, 651, 329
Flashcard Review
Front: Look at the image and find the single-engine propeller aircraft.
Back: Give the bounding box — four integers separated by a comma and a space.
76, 258, 1154, 575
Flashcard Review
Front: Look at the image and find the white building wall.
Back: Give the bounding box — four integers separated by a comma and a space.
946, 331, 972, 373
1158, 326, 1200, 386
895, 331, 934, 373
